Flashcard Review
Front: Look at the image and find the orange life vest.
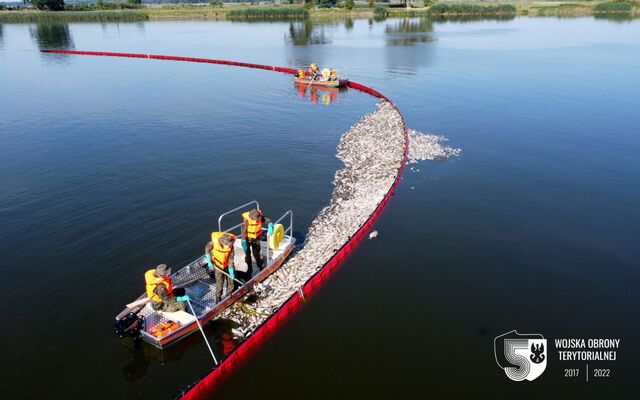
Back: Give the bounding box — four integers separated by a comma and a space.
211, 232, 236, 269
242, 211, 263, 240
145, 269, 173, 303
151, 321, 180, 338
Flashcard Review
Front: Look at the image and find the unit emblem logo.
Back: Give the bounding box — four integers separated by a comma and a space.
494, 330, 547, 381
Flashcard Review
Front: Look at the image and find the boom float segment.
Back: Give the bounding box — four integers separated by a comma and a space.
40, 49, 409, 399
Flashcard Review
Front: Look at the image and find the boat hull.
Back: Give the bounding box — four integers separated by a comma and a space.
116, 237, 295, 349
293, 77, 348, 87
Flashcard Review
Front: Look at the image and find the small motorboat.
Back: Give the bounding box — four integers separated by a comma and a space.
294, 76, 349, 88
114, 201, 296, 349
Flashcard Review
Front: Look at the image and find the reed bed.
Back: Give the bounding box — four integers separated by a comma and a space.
226, 6, 308, 20
0, 11, 148, 23
427, 3, 517, 15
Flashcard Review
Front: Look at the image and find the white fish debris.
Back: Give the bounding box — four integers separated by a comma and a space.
368, 230, 378, 239
220, 112, 462, 335
220, 101, 405, 331
407, 129, 461, 163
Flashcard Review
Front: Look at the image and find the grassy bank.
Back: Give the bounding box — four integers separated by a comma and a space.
0, 2, 638, 23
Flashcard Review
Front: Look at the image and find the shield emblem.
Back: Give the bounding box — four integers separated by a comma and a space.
494, 330, 547, 381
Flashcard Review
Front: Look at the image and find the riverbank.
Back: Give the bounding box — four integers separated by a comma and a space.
1, 2, 639, 23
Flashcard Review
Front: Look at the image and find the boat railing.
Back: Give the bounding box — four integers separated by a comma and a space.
218, 200, 260, 232
218, 201, 293, 266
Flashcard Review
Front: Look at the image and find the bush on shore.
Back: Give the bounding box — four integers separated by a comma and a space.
30, 0, 65, 11
65, 1, 143, 11
594, 1, 633, 12
374, 5, 389, 16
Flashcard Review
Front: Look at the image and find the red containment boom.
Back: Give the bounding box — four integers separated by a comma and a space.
40, 49, 409, 399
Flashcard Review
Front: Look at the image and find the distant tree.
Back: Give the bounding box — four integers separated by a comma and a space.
345, 0, 355, 9
128, 0, 142, 4
318, 0, 337, 8
30, 0, 65, 11
368, 0, 374, 7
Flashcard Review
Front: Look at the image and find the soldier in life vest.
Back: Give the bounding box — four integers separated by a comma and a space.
145, 264, 189, 312
204, 232, 237, 302
241, 209, 272, 276
309, 63, 319, 80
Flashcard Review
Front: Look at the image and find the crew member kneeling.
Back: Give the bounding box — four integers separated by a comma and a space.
205, 232, 236, 302
145, 264, 189, 312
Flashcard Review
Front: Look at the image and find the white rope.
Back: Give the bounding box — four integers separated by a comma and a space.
186, 299, 219, 366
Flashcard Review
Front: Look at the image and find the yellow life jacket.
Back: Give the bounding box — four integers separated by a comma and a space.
145, 269, 173, 303
211, 232, 236, 269
242, 211, 263, 240
298, 69, 306, 79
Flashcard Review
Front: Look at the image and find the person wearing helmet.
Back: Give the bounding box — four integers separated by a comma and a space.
241, 209, 272, 277
330, 69, 338, 81
144, 264, 189, 312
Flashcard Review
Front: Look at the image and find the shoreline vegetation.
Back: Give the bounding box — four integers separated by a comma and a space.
0, 1, 639, 23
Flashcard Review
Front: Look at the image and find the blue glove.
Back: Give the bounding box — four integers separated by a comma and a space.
241, 240, 248, 252
176, 295, 190, 302
205, 253, 213, 269
268, 222, 274, 236
228, 267, 235, 281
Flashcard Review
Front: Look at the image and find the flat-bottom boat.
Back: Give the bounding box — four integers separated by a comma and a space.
293, 76, 349, 87
115, 201, 295, 349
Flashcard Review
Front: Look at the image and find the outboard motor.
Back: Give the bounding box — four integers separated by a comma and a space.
114, 312, 145, 339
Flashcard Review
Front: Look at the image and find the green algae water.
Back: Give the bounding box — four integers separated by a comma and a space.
1, 16, 639, 399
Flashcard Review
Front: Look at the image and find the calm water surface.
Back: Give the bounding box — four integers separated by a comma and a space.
1, 16, 639, 399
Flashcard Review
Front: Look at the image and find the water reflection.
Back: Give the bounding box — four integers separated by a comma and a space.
344, 18, 354, 31
287, 20, 331, 45
30, 23, 74, 50
385, 18, 434, 46
0, 25, 4, 47
295, 83, 345, 106
120, 319, 242, 382
594, 13, 639, 23
374, 14, 388, 23
383, 18, 436, 75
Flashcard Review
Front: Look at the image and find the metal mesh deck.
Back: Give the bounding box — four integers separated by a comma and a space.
139, 237, 293, 334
